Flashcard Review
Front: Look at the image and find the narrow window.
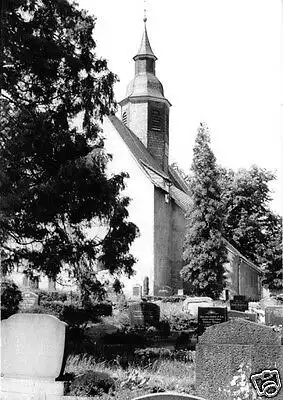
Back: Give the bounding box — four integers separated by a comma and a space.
152, 109, 161, 131
122, 111, 127, 125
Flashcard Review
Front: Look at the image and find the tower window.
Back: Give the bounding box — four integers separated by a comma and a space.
122, 111, 128, 125
151, 109, 161, 131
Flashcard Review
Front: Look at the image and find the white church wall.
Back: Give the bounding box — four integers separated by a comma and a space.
102, 117, 155, 297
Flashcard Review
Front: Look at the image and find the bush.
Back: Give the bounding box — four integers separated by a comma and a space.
162, 314, 197, 332
66, 370, 115, 396
37, 290, 69, 303
134, 347, 195, 365
1, 279, 23, 320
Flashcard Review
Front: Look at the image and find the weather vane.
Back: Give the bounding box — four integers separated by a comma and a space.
143, 0, 147, 22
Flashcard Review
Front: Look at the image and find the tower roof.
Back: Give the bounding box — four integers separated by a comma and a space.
134, 18, 157, 61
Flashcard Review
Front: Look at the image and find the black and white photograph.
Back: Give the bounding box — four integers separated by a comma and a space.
1, 1, 283, 399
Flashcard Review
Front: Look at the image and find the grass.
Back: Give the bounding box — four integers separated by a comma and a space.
65, 354, 196, 399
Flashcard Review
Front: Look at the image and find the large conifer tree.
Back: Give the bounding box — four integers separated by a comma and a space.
181, 123, 227, 299
0, 0, 138, 297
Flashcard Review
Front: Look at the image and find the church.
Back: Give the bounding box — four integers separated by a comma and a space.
102, 17, 262, 300
7, 17, 262, 301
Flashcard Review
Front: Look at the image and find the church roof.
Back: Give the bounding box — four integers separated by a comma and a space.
107, 114, 192, 211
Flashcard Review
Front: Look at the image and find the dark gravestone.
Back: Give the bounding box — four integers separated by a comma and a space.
143, 277, 149, 296
198, 307, 228, 335
230, 296, 248, 312
20, 290, 39, 310
128, 301, 160, 327
228, 310, 257, 322
265, 306, 283, 326
196, 319, 283, 400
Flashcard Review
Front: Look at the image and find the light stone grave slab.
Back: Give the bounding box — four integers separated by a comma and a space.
1, 313, 67, 400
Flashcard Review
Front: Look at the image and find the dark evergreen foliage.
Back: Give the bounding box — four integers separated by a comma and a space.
181, 123, 227, 299
0, 0, 139, 295
218, 166, 282, 291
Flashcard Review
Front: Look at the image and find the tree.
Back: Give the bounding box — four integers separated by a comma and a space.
181, 123, 227, 299
0, 0, 139, 300
218, 166, 282, 291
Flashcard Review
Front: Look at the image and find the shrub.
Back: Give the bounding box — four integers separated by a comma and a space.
66, 370, 115, 396
162, 314, 197, 332
1, 279, 23, 320
133, 347, 195, 365
37, 290, 69, 303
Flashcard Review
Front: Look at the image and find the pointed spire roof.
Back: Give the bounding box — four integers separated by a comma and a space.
134, 18, 157, 61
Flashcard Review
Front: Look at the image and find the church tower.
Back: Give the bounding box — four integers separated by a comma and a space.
119, 17, 171, 172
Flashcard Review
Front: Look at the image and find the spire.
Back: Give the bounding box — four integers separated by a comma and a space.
134, 17, 157, 61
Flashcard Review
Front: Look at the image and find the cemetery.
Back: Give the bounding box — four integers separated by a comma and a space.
1, 284, 283, 400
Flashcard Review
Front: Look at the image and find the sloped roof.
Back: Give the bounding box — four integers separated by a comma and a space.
107, 115, 169, 180
106, 114, 259, 273
224, 238, 262, 274
107, 115, 192, 213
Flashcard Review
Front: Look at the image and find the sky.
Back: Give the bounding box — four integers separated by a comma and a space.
78, 0, 282, 215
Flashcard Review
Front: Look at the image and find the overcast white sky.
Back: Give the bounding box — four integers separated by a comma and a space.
78, 0, 282, 215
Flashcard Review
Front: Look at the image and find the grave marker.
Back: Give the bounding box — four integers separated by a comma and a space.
197, 307, 228, 335
265, 306, 283, 326
228, 310, 257, 322
230, 295, 248, 312
20, 290, 39, 310
128, 301, 160, 327
132, 284, 142, 299
196, 318, 283, 400
1, 313, 67, 400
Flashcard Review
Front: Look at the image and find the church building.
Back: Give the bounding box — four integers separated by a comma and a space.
7, 18, 262, 301
103, 18, 262, 300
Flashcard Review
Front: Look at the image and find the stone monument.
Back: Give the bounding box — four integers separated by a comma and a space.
1, 313, 67, 400
196, 318, 283, 400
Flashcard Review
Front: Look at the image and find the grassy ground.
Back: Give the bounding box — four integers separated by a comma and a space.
65, 354, 196, 399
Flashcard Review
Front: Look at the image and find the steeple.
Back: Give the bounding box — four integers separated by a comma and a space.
134, 17, 157, 61
119, 17, 171, 172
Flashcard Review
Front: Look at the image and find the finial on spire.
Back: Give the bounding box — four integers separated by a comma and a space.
143, 0, 147, 22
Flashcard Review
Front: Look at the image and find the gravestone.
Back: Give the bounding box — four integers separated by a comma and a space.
132, 284, 142, 299
158, 285, 172, 297
260, 296, 279, 309
143, 277, 149, 296
132, 392, 206, 400
196, 318, 283, 400
1, 313, 67, 400
128, 301, 160, 327
198, 307, 228, 335
182, 297, 214, 317
265, 306, 283, 326
20, 290, 39, 310
230, 295, 248, 312
228, 310, 257, 322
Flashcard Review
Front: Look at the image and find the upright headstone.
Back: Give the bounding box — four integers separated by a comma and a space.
196, 318, 283, 400
260, 296, 279, 309
1, 313, 67, 400
128, 301, 160, 327
265, 306, 283, 326
132, 284, 142, 299
228, 310, 257, 322
20, 290, 39, 310
198, 307, 228, 335
143, 277, 149, 296
230, 295, 248, 312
